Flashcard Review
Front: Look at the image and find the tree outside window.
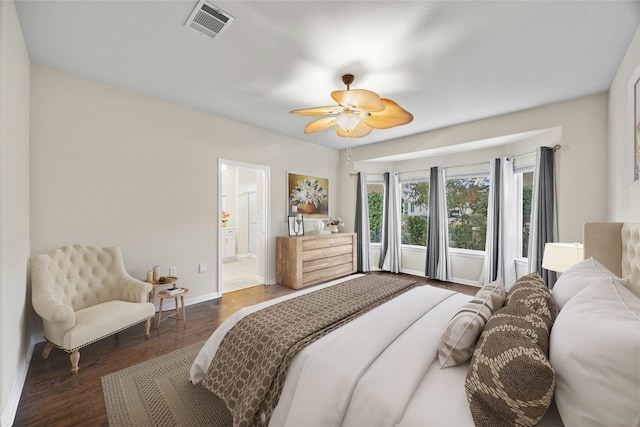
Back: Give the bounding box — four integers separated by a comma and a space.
521, 171, 534, 257
401, 181, 429, 246
446, 176, 490, 251
367, 183, 384, 243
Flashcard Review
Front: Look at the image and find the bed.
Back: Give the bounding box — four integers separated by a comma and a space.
190, 222, 640, 427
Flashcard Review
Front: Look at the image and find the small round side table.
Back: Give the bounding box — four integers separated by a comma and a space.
146, 276, 178, 304
156, 288, 189, 330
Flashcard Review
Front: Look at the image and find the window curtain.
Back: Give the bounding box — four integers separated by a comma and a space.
527, 146, 558, 288
380, 172, 402, 272
354, 172, 371, 273
378, 172, 390, 269
483, 157, 517, 288
425, 166, 451, 281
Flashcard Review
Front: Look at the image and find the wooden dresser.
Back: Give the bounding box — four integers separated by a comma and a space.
276, 233, 357, 289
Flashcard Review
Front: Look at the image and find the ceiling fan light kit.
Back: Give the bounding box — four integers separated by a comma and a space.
335, 109, 360, 132
290, 74, 413, 138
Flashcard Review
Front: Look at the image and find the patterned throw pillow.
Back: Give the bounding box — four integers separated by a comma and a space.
465, 273, 559, 427
438, 279, 506, 368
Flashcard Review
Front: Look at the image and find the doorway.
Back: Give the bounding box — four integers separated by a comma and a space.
218, 159, 269, 295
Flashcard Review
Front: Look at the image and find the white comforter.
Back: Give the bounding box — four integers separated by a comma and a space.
190, 275, 563, 426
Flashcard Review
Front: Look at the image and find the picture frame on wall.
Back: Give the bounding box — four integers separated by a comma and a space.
287, 172, 329, 219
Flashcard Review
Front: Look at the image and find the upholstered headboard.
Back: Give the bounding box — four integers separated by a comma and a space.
584, 222, 640, 290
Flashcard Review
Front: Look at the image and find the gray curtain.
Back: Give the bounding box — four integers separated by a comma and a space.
425, 166, 451, 281
381, 172, 402, 272
528, 146, 558, 287
378, 172, 390, 269
483, 157, 517, 288
354, 172, 371, 272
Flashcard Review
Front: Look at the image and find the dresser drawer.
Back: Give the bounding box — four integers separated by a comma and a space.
303, 253, 354, 273
302, 244, 353, 262
302, 235, 353, 251
302, 263, 356, 286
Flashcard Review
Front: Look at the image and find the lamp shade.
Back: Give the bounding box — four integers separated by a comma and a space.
542, 243, 584, 273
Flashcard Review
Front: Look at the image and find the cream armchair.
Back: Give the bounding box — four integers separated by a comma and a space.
30, 245, 155, 373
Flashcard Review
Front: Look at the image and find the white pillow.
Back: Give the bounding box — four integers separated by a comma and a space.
438, 279, 506, 368
550, 279, 640, 427
552, 257, 628, 309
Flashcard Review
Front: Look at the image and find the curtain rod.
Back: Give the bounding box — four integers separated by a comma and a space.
350, 145, 562, 177
508, 144, 561, 161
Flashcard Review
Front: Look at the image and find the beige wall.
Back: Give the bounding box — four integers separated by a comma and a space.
340, 93, 610, 247
30, 65, 340, 328
0, 0, 31, 425
610, 25, 640, 222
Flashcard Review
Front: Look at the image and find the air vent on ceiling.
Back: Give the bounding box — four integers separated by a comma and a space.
185, 0, 234, 41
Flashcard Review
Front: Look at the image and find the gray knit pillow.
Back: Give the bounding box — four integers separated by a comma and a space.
465, 273, 559, 427
438, 279, 506, 368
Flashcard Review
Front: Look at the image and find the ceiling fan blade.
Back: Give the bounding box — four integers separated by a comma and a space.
290, 105, 343, 116
304, 116, 337, 133
362, 98, 413, 129
336, 121, 372, 138
331, 89, 386, 113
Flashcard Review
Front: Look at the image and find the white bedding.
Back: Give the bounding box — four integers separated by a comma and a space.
190, 275, 563, 426
190, 274, 368, 385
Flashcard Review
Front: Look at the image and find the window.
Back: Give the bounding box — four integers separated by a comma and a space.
518, 170, 534, 258
446, 176, 490, 251
367, 183, 384, 243
400, 181, 429, 246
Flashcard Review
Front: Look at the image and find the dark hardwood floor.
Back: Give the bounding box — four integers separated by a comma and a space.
13, 273, 475, 427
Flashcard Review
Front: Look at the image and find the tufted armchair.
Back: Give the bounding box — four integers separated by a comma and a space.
30, 245, 155, 373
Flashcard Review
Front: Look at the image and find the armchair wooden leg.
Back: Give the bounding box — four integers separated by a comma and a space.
41, 342, 53, 360
144, 318, 151, 336
70, 351, 80, 374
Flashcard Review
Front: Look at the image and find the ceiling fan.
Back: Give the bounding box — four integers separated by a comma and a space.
289, 74, 413, 138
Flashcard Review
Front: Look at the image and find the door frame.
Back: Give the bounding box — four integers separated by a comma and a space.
217, 158, 270, 295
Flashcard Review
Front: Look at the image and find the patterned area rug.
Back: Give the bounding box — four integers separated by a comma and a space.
101, 342, 232, 426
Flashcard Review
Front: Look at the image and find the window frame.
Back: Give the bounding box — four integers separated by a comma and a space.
515, 165, 535, 261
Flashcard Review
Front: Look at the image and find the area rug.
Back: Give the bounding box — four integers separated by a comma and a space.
101, 342, 232, 426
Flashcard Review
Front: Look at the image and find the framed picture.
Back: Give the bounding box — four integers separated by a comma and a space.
635, 72, 640, 181
287, 172, 329, 218
288, 215, 304, 236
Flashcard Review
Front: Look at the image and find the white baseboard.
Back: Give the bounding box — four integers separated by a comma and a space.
450, 276, 482, 287
1, 335, 40, 427
398, 269, 482, 288
184, 292, 219, 306
154, 292, 220, 310
400, 268, 424, 277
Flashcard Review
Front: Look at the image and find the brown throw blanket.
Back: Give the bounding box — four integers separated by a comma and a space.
201, 275, 418, 427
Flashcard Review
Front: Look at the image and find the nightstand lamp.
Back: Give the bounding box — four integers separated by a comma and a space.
542, 242, 584, 273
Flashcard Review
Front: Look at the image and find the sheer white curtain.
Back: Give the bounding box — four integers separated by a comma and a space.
425, 166, 450, 281
483, 157, 517, 288
354, 172, 371, 272
528, 146, 558, 287
381, 172, 402, 273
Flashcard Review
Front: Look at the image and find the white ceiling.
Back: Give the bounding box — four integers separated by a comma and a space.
14, 1, 640, 150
